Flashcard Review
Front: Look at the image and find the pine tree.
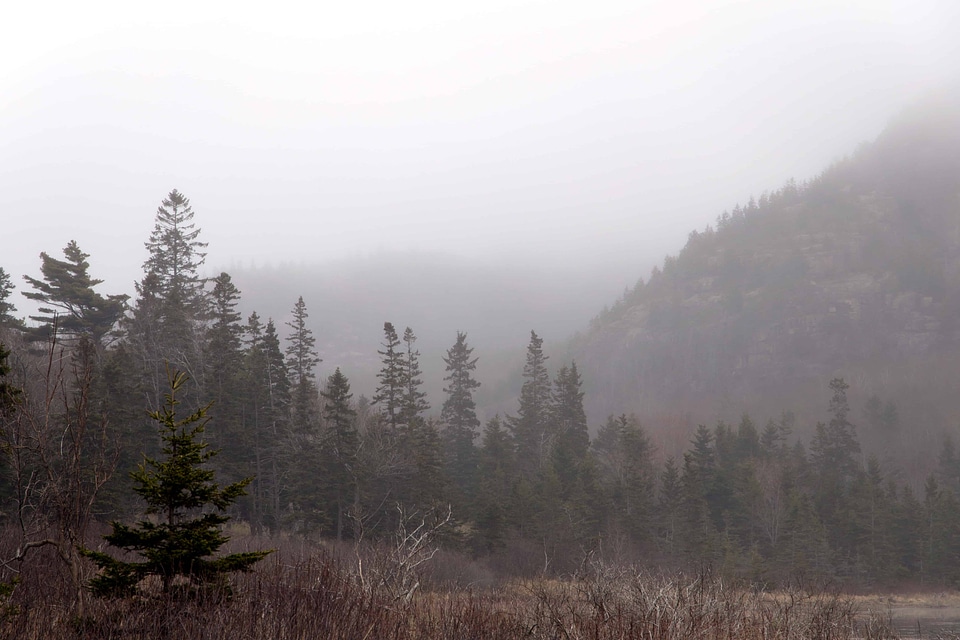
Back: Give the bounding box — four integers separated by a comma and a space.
22, 241, 127, 343
510, 331, 551, 477
82, 370, 271, 597
440, 332, 481, 506
373, 322, 404, 430
285, 297, 320, 434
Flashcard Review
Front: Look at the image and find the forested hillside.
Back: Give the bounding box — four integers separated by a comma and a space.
573, 93, 960, 461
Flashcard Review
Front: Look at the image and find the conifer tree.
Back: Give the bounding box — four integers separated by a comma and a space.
401, 326, 429, 427
407, 418, 446, 509
320, 368, 358, 541
475, 416, 515, 550
510, 331, 551, 477
0, 342, 18, 418
550, 362, 589, 495
441, 331, 480, 437
206, 273, 243, 402
440, 332, 481, 504
130, 190, 208, 406
142, 190, 208, 327
657, 456, 682, 556
595, 414, 655, 545
82, 371, 271, 597
285, 296, 320, 434
811, 378, 861, 555
0, 267, 22, 328
679, 426, 719, 559
22, 241, 127, 343
205, 273, 245, 465
373, 322, 404, 430
241, 315, 289, 533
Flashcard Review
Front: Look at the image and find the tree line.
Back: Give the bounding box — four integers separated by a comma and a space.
1, 189, 958, 589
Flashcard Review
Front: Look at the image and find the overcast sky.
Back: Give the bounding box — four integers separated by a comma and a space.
3, 0, 959, 313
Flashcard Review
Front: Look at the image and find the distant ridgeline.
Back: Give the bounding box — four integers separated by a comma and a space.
572, 93, 960, 450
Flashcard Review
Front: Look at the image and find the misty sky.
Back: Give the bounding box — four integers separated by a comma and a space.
3, 0, 959, 315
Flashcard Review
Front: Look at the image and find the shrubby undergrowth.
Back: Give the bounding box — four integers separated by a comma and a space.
0, 530, 906, 640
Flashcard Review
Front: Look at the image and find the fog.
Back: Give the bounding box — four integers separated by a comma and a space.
3, 0, 958, 318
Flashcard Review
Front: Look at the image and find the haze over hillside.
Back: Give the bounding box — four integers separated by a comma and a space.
227, 252, 637, 413
567, 90, 960, 466
4, 1, 958, 319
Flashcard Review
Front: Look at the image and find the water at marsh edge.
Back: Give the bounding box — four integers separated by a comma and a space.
888, 607, 960, 638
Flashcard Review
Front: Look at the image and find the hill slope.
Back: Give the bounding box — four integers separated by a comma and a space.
571, 92, 960, 451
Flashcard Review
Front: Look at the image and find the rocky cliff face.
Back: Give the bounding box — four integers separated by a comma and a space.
572, 93, 960, 432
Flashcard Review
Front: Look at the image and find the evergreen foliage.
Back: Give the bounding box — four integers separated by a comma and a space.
82, 370, 271, 598
510, 331, 551, 477
440, 331, 481, 505
400, 326, 430, 427
373, 322, 404, 430
240, 314, 289, 533
0, 267, 21, 328
285, 296, 320, 434
22, 240, 127, 343
142, 189, 208, 322
550, 362, 589, 495
129, 190, 209, 406
320, 368, 358, 541
0, 342, 19, 418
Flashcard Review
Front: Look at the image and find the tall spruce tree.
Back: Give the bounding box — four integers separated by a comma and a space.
285, 297, 320, 434
441, 332, 481, 505
241, 315, 289, 533
594, 414, 655, 546
141, 190, 208, 327
510, 331, 551, 477
206, 273, 243, 402
400, 326, 429, 427
205, 273, 245, 465
320, 368, 358, 541
82, 371, 271, 597
475, 416, 515, 551
373, 322, 404, 430
810, 378, 861, 556
657, 456, 683, 557
130, 190, 208, 406
550, 362, 589, 495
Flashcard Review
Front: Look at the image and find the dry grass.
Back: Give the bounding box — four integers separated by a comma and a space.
0, 532, 915, 639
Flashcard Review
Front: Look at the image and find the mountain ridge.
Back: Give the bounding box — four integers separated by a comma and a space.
569, 91, 960, 459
